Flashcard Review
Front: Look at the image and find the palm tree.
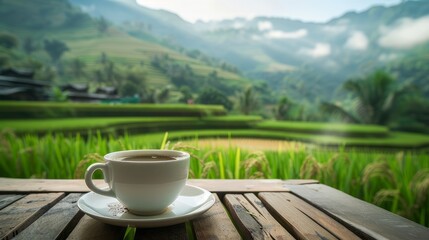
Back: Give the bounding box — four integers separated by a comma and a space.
238, 86, 259, 115
321, 70, 413, 125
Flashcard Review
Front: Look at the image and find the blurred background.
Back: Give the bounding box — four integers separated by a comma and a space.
0, 0, 428, 227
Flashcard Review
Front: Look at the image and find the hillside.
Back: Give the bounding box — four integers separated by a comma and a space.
0, 0, 249, 99
76, 0, 429, 101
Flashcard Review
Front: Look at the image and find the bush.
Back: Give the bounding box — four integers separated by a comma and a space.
0, 101, 226, 119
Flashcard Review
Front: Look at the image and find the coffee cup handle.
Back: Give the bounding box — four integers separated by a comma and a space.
85, 163, 115, 197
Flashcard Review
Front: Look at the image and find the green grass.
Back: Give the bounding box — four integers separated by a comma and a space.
134, 129, 429, 149
1, 131, 428, 227
256, 121, 389, 137
0, 117, 199, 133
0, 101, 226, 118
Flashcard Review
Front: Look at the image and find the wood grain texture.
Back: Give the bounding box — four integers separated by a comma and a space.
259, 192, 338, 240
225, 194, 269, 240
0, 195, 24, 210
244, 193, 295, 240
14, 193, 84, 240
275, 193, 360, 240
225, 194, 296, 240
135, 223, 187, 240
288, 184, 429, 240
192, 194, 241, 240
0, 178, 318, 193
0, 193, 64, 240
66, 215, 126, 240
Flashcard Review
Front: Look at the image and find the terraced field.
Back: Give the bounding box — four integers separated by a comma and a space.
1, 101, 429, 150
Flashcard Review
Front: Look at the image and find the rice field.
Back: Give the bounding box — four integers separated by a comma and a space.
0, 131, 428, 227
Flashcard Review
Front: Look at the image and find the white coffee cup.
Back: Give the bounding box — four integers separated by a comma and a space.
85, 150, 190, 215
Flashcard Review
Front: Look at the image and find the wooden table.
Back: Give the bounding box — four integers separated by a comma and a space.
0, 178, 428, 240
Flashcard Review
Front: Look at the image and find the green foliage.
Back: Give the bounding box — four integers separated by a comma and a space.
68, 58, 86, 78
0, 101, 226, 119
0, 117, 200, 135
237, 86, 260, 115
137, 129, 429, 149
274, 97, 293, 120
96, 16, 109, 34
23, 37, 37, 55
50, 87, 68, 102
321, 70, 416, 126
151, 54, 198, 88
43, 39, 69, 63
256, 121, 389, 137
1, 131, 428, 226
178, 86, 193, 103
196, 87, 233, 111
0, 32, 19, 49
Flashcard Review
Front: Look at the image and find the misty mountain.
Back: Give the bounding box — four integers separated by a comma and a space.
69, 0, 429, 101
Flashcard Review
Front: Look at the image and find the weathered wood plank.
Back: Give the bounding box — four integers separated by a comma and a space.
288, 184, 429, 240
224, 194, 269, 240
0, 195, 24, 210
259, 192, 338, 240
14, 193, 84, 240
244, 193, 295, 240
0, 178, 318, 193
66, 215, 126, 240
276, 193, 361, 240
0, 193, 64, 240
134, 223, 187, 240
227, 193, 295, 240
192, 194, 241, 240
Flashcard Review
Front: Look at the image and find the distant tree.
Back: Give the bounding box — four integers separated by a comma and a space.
0, 32, 18, 49
94, 69, 104, 83
34, 66, 56, 83
70, 58, 86, 78
156, 86, 171, 103
274, 97, 293, 120
50, 87, 68, 102
196, 87, 232, 110
105, 61, 115, 83
96, 17, 109, 34
0, 54, 9, 67
44, 39, 69, 63
179, 86, 193, 103
320, 70, 414, 125
99, 52, 108, 64
23, 37, 37, 55
238, 86, 260, 115
120, 71, 147, 97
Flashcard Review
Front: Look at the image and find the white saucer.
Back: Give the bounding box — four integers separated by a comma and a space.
78, 184, 215, 228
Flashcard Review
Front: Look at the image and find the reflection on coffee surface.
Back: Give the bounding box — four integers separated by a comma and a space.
117, 155, 177, 161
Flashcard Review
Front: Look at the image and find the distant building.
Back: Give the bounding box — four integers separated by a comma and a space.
0, 68, 50, 101
0, 67, 120, 102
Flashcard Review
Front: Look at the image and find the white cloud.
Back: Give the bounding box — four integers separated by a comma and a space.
322, 19, 348, 34
300, 43, 331, 58
345, 31, 369, 50
379, 53, 398, 62
323, 25, 347, 34
265, 29, 308, 39
258, 21, 273, 31
251, 35, 262, 41
79, 4, 96, 13
233, 21, 244, 29
378, 15, 429, 49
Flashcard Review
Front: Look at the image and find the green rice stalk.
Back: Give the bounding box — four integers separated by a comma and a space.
122, 225, 136, 240
234, 148, 241, 179
218, 152, 225, 179
160, 132, 169, 150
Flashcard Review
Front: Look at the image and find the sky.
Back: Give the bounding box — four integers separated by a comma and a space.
136, 0, 402, 23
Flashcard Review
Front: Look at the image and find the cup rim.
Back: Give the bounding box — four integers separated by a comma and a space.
104, 149, 190, 163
